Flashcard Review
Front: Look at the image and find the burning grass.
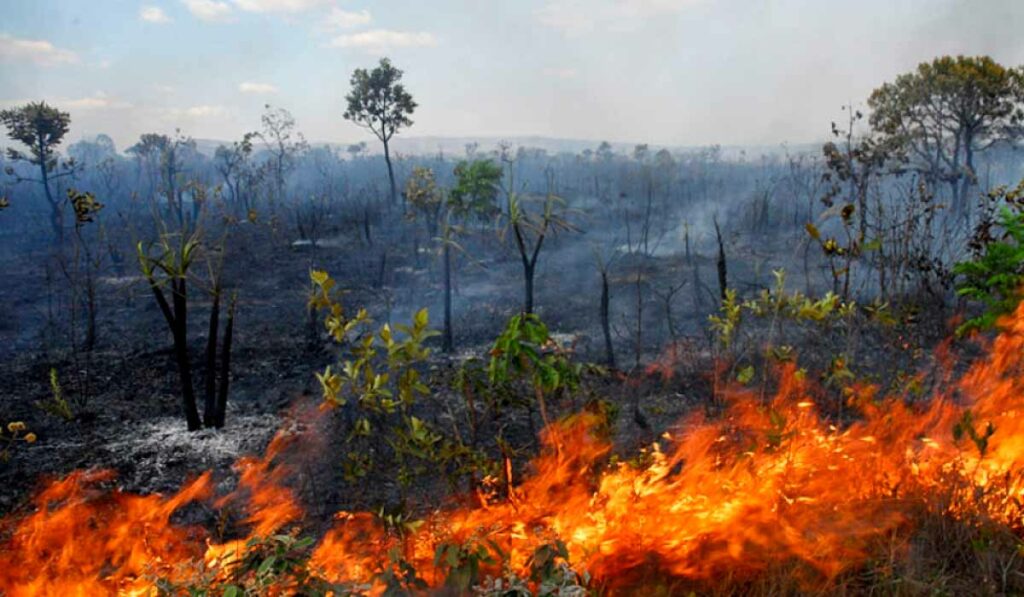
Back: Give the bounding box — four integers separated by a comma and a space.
5, 304, 1024, 595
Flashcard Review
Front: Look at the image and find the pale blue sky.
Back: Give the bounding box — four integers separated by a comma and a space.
1, 0, 1022, 151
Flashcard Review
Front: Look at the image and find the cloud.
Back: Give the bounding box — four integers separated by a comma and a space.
329, 29, 437, 52
184, 105, 227, 118
182, 0, 339, 23
324, 7, 371, 30
537, 0, 701, 35
0, 92, 131, 111
182, 0, 232, 22
231, 0, 330, 12
65, 92, 133, 110
238, 81, 278, 94
0, 34, 78, 66
152, 104, 228, 123
139, 6, 173, 23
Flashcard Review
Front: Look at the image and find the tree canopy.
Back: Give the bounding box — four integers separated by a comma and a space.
343, 57, 417, 144
0, 101, 71, 169
343, 58, 417, 204
868, 55, 1024, 206
450, 159, 502, 220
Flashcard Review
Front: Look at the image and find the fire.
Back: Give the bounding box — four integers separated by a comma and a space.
5, 303, 1024, 594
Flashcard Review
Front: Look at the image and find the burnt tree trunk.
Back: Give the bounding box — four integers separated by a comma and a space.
524, 262, 535, 315
214, 293, 236, 429
714, 216, 728, 302
600, 270, 615, 368
203, 287, 221, 428
383, 139, 397, 206
169, 278, 201, 431
37, 136, 62, 244
442, 241, 453, 352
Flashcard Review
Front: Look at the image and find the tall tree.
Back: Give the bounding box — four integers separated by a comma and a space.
868, 55, 1024, 211
343, 57, 417, 205
0, 101, 72, 242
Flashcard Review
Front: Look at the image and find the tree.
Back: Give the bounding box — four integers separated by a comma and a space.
127, 131, 196, 228
137, 225, 236, 431
67, 134, 117, 166
429, 159, 504, 352
259, 105, 307, 207
138, 230, 203, 430
214, 132, 258, 215
822, 104, 890, 239
450, 159, 502, 220
868, 55, 1024, 211
592, 244, 619, 368
954, 179, 1024, 334
0, 102, 72, 242
346, 141, 367, 160
405, 166, 444, 238
65, 189, 105, 352
126, 133, 165, 200
502, 162, 576, 314
343, 57, 417, 205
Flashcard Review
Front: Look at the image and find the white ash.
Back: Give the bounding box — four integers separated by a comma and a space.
100, 411, 286, 491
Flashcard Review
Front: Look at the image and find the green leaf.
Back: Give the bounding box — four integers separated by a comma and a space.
257, 555, 277, 575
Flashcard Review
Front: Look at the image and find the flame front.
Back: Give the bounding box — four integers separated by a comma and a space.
6, 304, 1024, 594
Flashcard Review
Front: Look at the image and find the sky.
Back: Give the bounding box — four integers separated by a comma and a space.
1, 0, 1022, 153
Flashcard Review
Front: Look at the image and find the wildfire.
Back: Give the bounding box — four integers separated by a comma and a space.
5, 304, 1024, 594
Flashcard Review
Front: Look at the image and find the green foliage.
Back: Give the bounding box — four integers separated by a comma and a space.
709, 288, 742, 349
434, 536, 502, 592
710, 271, 868, 350
953, 410, 996, 458
707, 270, 883, 409
343, 58, 417, 144
404, 165, 443, 229
736, 365, 755, 385
375, 547, 427, 596
67, 188, 104, 225
476, 540, 591, 597
954, 208, 1024, 334
805, 202, 863, 299
868, 55, 1024, 178
137, 231, 200, 282
35, 368, 74, 421
222, 534, 336, 595
450, 158, 503, 220
157, 534, 361, 597
488, 313, 581, 398
310, 270, 491, 488
0, 101, 70, 168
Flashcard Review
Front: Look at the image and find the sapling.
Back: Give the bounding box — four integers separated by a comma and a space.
138, 225, 238, 431
500, 163, 576, 315
138, 229, 202, 430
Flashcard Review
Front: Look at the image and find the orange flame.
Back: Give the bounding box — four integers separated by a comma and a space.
6, 303, 1024, 593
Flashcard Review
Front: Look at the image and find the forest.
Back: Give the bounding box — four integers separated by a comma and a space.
2, 41, 1024, 596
